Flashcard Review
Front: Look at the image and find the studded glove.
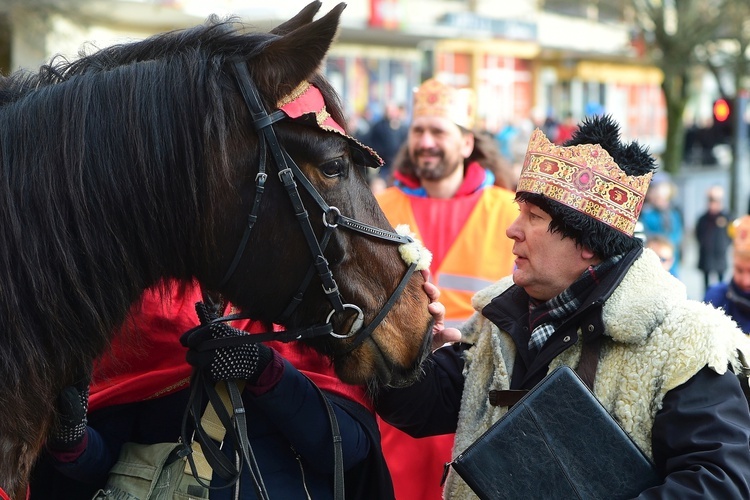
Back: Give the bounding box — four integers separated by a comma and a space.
48, 379, 89, 451
185, 302, 273, 384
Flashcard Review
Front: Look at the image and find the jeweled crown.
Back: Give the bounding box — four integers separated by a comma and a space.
412, 78, 475, 130
517, 128, 653, 236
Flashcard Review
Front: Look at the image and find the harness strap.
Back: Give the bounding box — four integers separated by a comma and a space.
225, 379, 270, 499
280, 147, 412, 245
277, 165, 345, 312
217, 142, 268, 288
183, 319, 334, 347
342, 262, 419, 353
307, 375, 345, 500
277, 226, 336, 323
488, 336, 603, 408
184, 380, 243, 482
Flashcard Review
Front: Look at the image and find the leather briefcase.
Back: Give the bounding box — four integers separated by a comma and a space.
450, 366, 661, 499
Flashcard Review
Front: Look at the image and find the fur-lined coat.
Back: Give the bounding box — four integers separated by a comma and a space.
377, 248, 750, 499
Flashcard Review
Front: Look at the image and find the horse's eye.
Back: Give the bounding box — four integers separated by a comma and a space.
320, 158, 347, 178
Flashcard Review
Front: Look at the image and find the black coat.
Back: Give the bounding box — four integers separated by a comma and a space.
696, 210, 732, 273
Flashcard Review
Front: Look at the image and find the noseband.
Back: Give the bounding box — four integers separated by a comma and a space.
212, 61, 419, 352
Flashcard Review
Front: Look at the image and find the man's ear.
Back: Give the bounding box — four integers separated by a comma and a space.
460, 131, 475, 159
581, 246, 598, 261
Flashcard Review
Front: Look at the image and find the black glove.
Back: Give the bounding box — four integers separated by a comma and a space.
48, 379, 89, 451
184, 302, 273, 384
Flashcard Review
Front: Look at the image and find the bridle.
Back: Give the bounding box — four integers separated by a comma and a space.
213, 61, 420, 352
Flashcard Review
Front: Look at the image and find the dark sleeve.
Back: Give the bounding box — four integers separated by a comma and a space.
703, 284, 724, 305
250, 359, 370, 474
46, 427, 115, 483
374, 342, 468, 437
637, 367, 750, 499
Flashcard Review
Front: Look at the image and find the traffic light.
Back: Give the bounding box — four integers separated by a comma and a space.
714, 98, 731, 122
712, 97, 733, 143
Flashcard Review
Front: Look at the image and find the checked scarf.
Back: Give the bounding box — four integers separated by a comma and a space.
528, 254, 623, 351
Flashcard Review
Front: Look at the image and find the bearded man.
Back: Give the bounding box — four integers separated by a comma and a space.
375, 78, 518, 500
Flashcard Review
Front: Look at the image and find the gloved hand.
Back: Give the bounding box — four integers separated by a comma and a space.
48, 378, 89, 451
184, 302, 273, 384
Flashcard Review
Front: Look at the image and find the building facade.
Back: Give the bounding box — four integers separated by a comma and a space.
1, 0, 667, 150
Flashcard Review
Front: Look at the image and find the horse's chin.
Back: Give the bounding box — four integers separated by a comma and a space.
332, 318, 434, 390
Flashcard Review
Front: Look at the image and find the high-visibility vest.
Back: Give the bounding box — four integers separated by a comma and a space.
377, 186, 518, 326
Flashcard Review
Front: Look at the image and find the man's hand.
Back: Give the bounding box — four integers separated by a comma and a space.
421, 270, 461, 351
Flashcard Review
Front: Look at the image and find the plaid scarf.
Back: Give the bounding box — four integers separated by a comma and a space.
527, 254, 623, 351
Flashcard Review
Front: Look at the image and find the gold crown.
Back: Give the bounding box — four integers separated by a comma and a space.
517, 128, 653, 236
412, 78, 475, 130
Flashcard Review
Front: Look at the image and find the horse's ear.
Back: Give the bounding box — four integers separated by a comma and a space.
249, 2, 346, 102
270, 0, 322, 35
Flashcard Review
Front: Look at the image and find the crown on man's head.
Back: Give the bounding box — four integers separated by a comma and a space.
517, 122, 653, 236
412, 78, 475, 130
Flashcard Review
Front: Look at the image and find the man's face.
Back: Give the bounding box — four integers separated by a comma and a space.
733, 256, 750, 293
506, 200, 599, 301
407, 115, 473, 181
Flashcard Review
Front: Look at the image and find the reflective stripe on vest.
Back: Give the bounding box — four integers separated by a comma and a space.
437, 273, 496, 293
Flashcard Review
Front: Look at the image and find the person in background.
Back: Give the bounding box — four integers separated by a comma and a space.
377, 115, 750, 499
495, 120, 519, 164
645, 234, 676, 272
639, 174, 684, 277
350, 107, 373, 145
553, 111, 577, 145
705, 216, 750, 333
375, 77, 518, 500
696, 185, 732, 291
366, 103, 408, 184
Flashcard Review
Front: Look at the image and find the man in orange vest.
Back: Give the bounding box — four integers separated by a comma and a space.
376, 78, 517, 499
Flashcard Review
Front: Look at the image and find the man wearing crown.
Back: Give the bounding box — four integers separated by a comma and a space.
375, 78, 519, 500
377, 115, 750, 498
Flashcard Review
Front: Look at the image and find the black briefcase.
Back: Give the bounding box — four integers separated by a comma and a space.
450, 366, 661, 499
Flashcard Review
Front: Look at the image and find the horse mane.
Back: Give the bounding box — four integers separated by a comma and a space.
0, 15, 347, 387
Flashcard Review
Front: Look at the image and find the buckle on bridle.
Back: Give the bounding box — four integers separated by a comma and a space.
327, 303, 364, 338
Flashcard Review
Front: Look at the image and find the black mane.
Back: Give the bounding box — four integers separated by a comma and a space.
0, 16, 345, 387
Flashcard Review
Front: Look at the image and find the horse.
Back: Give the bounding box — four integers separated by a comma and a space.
0, 2, 434, 497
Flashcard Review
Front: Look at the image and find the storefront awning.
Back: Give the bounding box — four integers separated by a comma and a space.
575, 61, 663, 85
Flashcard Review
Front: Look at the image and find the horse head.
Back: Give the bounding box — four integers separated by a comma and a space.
199, 2, 435, 390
